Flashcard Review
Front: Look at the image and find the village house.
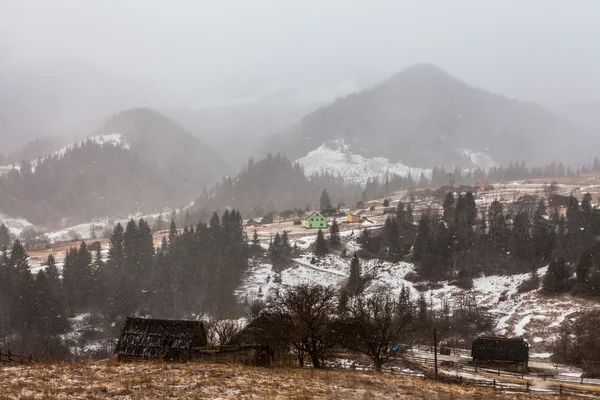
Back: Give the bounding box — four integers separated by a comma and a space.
303, 211, 327, 229
347, 213, 362, 223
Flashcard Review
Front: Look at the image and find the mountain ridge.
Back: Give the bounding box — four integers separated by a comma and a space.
273, 63, 596, 169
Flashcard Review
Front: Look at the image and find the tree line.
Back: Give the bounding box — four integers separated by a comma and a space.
341, 191, 600, 297
0, 209, 249, 358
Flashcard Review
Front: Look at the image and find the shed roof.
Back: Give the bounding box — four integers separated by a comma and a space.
115, 317, 207, 360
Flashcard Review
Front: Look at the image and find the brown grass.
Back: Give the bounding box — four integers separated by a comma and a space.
0, 360, 587, 399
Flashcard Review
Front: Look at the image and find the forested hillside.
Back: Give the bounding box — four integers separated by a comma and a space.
0, 141, 177, 226
274, 64, 595, 168
101, 108, 226, 182
191, 153, 363, 218
0, 109, 225, 227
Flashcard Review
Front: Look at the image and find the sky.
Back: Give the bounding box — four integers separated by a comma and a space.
1, 0, 600, 106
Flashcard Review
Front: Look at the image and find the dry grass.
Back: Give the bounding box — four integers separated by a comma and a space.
0, 360, 586, 399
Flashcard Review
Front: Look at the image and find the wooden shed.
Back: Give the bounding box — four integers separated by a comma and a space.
471, 337, 529, 370
115, 317, 207, 362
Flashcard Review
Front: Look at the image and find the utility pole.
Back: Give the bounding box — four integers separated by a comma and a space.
433, 328, 438, 380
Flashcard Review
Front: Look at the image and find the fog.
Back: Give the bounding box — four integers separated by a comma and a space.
1, 0, 600, 153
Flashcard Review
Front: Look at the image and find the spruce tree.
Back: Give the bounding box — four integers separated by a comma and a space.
270, 232, 283, 262
281, 231, 292, 256
315, 228, 328, 256
347, 252, 362, 293
543, 257, 572, 293
329, 219, 341, 246
0, 223, 11, 249
252, 229, 261, 251
320, 189, 332, 210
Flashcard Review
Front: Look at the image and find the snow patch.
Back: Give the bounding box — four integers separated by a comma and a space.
297, 139, 430, 185
457, 148, 498, 170
0, 213, 34, 236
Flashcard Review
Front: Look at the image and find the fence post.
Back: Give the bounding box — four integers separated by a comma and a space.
433, 328, 438, 381
581, 376, 584, 384
526, 381, 530, 391
493, 379, 496, 389
559, 384, 562, 394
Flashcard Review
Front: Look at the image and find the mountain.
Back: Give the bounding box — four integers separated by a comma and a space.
167, 76, 376, 172
0, 109, 225, 226
273, 64, 596, 174
0, 59, 161, 154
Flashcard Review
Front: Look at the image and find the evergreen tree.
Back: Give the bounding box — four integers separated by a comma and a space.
251, 229, 261, 252
0, 223, 11, 248
281, 230, 292, 256
320, 189, 332, 210
347, 252, 362, 293
329, 219, 341, 246
543, 257, 572, 293
315, 228, 328, 256
442, 192, 455, 224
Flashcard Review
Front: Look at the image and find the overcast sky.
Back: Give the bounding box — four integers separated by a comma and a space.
1, 0, 599, 106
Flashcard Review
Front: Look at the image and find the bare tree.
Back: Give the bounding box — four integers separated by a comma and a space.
339, 287, 411, 371
208, 319, 243, 345
266, 284, 338, 368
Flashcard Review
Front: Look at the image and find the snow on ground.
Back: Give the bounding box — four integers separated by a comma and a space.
237, 233, 600, 355
0, 212, 34, 236
457, 148, 498, 170
296, 139, 431, 185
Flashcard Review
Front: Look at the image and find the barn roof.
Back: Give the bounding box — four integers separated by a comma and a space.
115, 317, 207, 360
304, 211, 324, 221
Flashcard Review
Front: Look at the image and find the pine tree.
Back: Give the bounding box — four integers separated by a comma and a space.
442, 192, 455, 224
543, 257, 572, 293
252, 229, 261, 251
154, 213, 165, 232
320, 189, 332, 210
329, 219, 341, 246
270, 232, 283, 263
0, 223, 11, 249
347, 252, 362, 293
281, 231, 292, 256
315, 228, 328, 256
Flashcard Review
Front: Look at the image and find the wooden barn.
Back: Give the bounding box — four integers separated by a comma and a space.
115, 317, 207, 362
471, 337, 529, 370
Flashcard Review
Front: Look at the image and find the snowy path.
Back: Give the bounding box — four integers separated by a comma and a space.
290, 257, 348, 277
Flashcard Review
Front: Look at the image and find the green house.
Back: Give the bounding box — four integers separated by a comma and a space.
303, 212, 327, 229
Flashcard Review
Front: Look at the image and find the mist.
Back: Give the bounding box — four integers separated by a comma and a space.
1, 0, 600, 154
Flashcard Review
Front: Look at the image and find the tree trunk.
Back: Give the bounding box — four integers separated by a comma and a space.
374, 357, 383, 371
310, 353, 321, 369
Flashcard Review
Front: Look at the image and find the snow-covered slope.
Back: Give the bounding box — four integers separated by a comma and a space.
0, 212, 34, 236
457, 148, 498, 171
236, 231, 600, 355
296, 139, 431, 185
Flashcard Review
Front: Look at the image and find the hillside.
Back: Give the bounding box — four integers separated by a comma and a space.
275, 64, 595, 171
100, 108, 226, 186
1, 361, 582, 399
0, 110, 224, 226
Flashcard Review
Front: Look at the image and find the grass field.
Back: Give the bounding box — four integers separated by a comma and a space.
0, 360, 586, 399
